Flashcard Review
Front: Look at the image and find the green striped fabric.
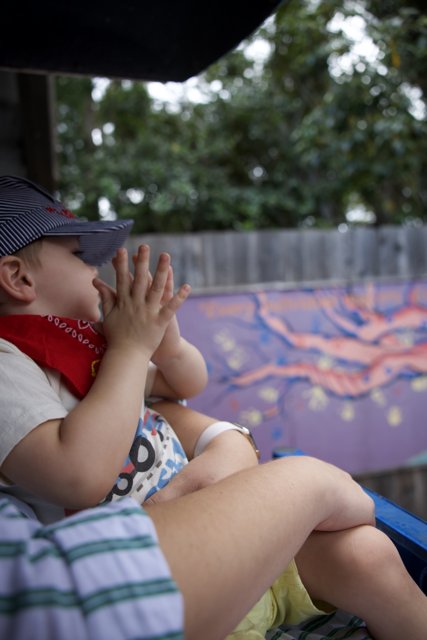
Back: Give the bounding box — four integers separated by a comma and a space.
266, 610, 372, 639
0, 494, 184, 639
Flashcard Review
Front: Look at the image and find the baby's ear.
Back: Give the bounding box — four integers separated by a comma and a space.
0, 256, 36, 303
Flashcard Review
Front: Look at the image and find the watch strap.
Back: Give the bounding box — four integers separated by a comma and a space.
194, 421, 260, 459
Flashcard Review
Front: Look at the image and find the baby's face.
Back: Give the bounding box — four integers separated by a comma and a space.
30, 237, 101, 321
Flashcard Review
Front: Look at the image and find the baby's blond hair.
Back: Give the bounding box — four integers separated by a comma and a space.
14, 239, 44, 267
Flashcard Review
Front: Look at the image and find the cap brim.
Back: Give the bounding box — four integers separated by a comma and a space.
44, 219, 133, 266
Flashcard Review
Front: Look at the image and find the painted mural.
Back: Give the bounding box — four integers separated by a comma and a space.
178, 279, 427, 473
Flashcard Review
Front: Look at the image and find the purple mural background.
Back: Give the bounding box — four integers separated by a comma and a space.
178, 279, 427, 474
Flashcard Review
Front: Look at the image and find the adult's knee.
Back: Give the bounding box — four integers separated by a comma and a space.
349, 525, 402, 580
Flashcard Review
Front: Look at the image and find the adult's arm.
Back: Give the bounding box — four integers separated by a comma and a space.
145, 400, 259, 503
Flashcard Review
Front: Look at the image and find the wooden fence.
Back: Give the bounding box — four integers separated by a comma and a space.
355, 464, 427, 521
100, 225, 427, 290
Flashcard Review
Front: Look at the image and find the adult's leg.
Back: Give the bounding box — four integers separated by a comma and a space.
296, 525, 427, 640
146, 456, 374, 640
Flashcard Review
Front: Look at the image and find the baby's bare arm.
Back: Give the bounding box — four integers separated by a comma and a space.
148, 262, 208, 400
149, 338, 208, 400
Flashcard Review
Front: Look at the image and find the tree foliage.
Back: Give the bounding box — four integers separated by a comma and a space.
56, 0, 427, 231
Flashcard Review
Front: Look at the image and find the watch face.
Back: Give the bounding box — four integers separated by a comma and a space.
233, 423, 260, 459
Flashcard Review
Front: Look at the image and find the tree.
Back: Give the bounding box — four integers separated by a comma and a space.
55, 0, 427, 231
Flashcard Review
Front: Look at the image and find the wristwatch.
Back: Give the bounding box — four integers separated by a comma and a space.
193, 420, 261, 458
231, 423, 260, 460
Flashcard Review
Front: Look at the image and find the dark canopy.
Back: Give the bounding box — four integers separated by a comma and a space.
1, 1, 282, 81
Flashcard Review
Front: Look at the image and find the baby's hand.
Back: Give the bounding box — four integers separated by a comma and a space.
93, 245, 190, 359
151, 262, 184, 365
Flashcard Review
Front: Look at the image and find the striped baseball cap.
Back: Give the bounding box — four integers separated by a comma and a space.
0, 175, 133, 265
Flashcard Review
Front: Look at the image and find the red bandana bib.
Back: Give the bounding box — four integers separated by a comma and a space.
0, 315, 107, 398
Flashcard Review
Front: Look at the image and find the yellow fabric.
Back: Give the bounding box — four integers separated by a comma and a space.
226, 559, 327, 640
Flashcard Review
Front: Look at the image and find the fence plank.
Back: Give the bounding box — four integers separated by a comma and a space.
352, 227, 379, 279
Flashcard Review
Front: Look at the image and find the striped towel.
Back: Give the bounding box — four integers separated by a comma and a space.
266, 610, 372, 639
